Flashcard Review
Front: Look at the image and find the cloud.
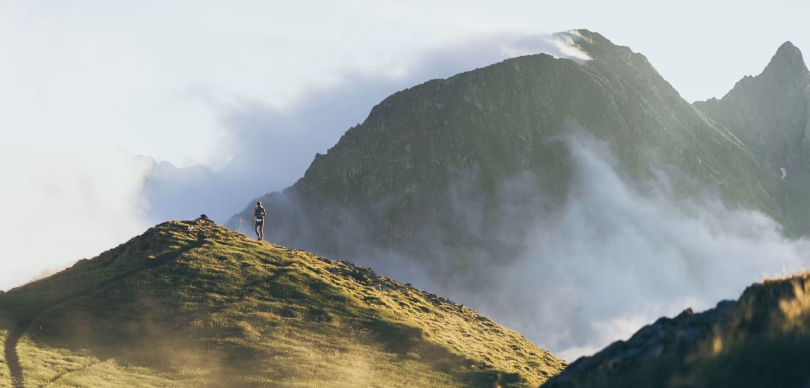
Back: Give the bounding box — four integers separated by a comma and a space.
501, 32, 592, 62
0, 144, 151, 291
430, 128, 810, 361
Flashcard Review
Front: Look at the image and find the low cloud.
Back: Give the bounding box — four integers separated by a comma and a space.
0, 145, 151, 291
429, 129, 810, 361
501, 32, 592, 62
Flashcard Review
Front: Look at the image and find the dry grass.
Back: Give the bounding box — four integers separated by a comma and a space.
0, 329, 9, 388
543, 272, 810, 388
0, 220, 564, 387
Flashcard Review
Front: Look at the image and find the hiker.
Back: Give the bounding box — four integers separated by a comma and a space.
254, 201, 266, 241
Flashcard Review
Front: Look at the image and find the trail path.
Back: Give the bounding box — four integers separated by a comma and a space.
5, 321, 29, 388
2, 232, 206, 388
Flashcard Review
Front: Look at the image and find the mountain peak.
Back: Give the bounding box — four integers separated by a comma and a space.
763, 41, 808, 78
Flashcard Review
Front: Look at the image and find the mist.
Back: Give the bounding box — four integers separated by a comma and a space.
380, 129, 810, 361
0, 145, 151, 291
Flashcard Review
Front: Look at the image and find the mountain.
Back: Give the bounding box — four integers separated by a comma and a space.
229, 29, 789, 287
694, 42, 810, 171
694, 42, 810, 234
139, 157, 219, 221
138, 157, 260, 224
541, 272, 810, 388
0, 219, 564, 388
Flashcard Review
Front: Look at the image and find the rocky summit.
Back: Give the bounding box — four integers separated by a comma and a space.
695, 41, 810, 173
694, 41, 810, 234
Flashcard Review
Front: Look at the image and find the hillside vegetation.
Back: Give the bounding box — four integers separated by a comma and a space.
542, 273, 810, 388
0, 219, 564, 388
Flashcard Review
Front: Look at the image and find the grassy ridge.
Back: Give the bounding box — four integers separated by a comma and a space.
0, 220, 563, 387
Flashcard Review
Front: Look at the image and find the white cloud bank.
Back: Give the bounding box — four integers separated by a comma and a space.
442, 131, 810, 361
0, 144, 152, 291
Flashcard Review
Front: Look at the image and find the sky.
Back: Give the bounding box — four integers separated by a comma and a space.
2, 0, 810, 356
1, 0, 806, 167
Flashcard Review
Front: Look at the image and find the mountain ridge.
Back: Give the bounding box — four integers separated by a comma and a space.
693, 40, 810, 233
541, 272, 810, 388
0, 219, 564, 387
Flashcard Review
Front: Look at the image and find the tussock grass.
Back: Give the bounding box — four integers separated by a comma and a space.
0, 220, 563, 387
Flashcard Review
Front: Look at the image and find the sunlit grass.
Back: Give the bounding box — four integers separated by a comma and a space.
0, 220, 564, 387
0, 329, 9, 388
544, 272, 810, 388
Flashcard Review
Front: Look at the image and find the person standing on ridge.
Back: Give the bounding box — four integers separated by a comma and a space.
253, 201, 266, 241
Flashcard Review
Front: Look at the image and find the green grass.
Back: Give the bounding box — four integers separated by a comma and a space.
0, 220, 564, 387
0, 329, 9, 388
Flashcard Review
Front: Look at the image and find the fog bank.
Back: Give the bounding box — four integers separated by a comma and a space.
428, 131, 809, 361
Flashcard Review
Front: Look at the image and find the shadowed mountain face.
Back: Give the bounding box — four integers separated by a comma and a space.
0, 219, 564, 387
694, 42, 810, 234
541, 273, 810, 388
229, 30, 788, 289
695, 42, 810, 171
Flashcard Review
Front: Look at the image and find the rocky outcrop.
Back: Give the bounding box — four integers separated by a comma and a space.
542, 273, 810, 388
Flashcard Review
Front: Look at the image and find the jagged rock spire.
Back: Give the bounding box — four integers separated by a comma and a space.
762, 41, 809, 79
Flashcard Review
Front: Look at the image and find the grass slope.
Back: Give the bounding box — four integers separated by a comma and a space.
0, 329, 8, 388
0, 219, 564, 388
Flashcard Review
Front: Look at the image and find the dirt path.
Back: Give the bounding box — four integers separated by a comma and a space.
5, 322, 29, 388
